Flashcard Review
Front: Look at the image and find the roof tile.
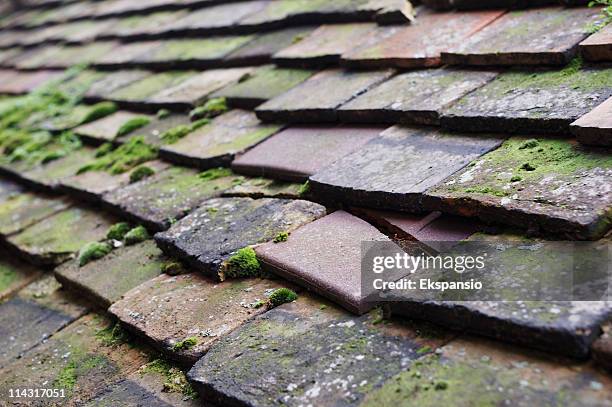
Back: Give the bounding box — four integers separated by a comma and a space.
580, 23, 612, 62
571, 96, 612, 147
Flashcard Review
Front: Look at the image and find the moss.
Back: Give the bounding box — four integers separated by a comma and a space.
139, 358, 198, 399
172, 336, 198, 351
510, 175, 522, 182
78, 241, 112, 266
273, 231, 289, 243
199, 167, 233, 181
106, 222, 131, 241
587, 0, 612, 32
2, 130, 82, 166
116, 116, 151, 138
160, 118, 209, 144
156, 108, 171, 119
129, 165, 155, 183
417, 346, 432, 354
268, 288, 298, 307
95, 322, 130, 347
54, 360, 78, 391
189, 97, 229, 120
251, 299, 266, 308
124, 225, 149, 245
223, 247, 261, 279
77, 136, 158, 175
161, 261, 185, 276
0, 263, 18, 292
81, 101, 118, 124
464, 186, 508, 197
297, 180, 310, 196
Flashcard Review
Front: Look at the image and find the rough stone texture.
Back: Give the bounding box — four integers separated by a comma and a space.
442, 7, 602, 66
5, 206, 117, 266
147, 67, 253, 110
342, 10, 505, 69
155, 197, 327, 280
0, 250, 42, 301
93, 40, 163, 67
0, 313, 150, 404
441, 64, 612, 135
0, 275, 87, 369
188, 294, 450, 406
0, 69, 62, 94
580, 23, 612, 62
55, 240, 165, 310
362, 335, 612, 406
256, 210, 393, 314
60, 160, 171, 203
101, 166, 240, 232
110, 273, 293, 366
107, 71, 197, 106
592, 323, 612, 371
338, 69, 498, 125
310, 126, 504, 212
222, 177, 305, 200
571, 96, 612, 147
159, 110, 282, 169
84, 70, 151, 102
256, 69, 394, 123
210, 65, 315, 109
0, 192, 70, 237
232, 126, 382, 182
75, 111, 154, 144
424, 137, 612, 240
273, 23, 378, 67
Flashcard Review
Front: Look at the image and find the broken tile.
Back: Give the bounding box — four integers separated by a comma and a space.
188, 294, 448, 406
441, 63, 612, 135
110, 273, 292, 365
338, 69, 497, 125
256, 210, 393, 314
571, 96, 612, 147
0, 275, 87, 368
424, 137, 612, 239
342, 10, 505, 69
101, 166, 239, 231
273, 23, 378, 67
442, 7, 601, 66
147, 67, 253, 110
222, 177, 305, 200
256, 69, 394, 123
310, 126, 503, 212
160, 110, 281, 169
232, 126, 383, 182
0, 192, 71, 236
155, 197, 326, 280
210, 65, 315, 109
107, 71, 197, 106
580, 23, 612, 62
75, 111, 154, 144
592, 322, 612, 371
55, 240, 164, 310
5, 206, 117, 266
0, 250, 42, 301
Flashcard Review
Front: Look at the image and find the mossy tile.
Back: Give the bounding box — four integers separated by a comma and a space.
222, 177, 304, 199
0, 178, 23, 202
117, 113, 191, 146
110, 10, 189, 38
160, 110, 282, 169
0, 250, 42, 301
84, 70, 151, 101
94, 40, 163, 67
108, 71, 197, 103
161, 1, 268, 33
0, 192, 70, 236
75, 111, 155, 143
6, 206, 118, 266
155, 197, 326, 280
110, 273, 293, 365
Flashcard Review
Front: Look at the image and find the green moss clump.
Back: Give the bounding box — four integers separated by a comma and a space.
77, 136, 158, 175
107, 222, 131, 241
518, 139, 538, 150
159, 117, 210, 144
116, 116, 151, 137
161, 261, 185, 276
129, 165, 155, 183
140, 359, 198, 399
298, 181, 310, 196
273, 232, 289, 243
587, 0, 611, 33
268, 288, 298, 307
464, 186, 508, 197
78, 241, 112, 266
223, 247, 261, 279
124, 226, 149, 245
81, 102, 117, 124
510, 175, 522, 182
199, 167, 233, 181
54, 360, 78, 391
172, 336, 198, 351
156, 108, 171, 119
95, 322, 129, 347
520, 162, 536, 171
189, 97, 228, 120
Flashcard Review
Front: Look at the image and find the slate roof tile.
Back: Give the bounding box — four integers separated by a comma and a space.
0, 192, 70, 236
107, 70, 198, 107
75, 111, 154, 144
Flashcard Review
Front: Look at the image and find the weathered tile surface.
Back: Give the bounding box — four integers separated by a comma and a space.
20, 147, 98, 191
339, 69, 497, 125
210, 65, 315, 109
5, 206, 117, 266
160, 110, 282, 169
101, 166, 239, 231
75, 111, 154, 144
442, 63, 612, 134
93, 40, 162, 67
592, 322, 612, 371
107, 10, 189, 38
310, 126, 503, 212
256, 210, 392, 314
188, 294, 449, 406
342, 10, 505, 68
155, 197, 326, 279
84, 70, 151, 102
425, 137, 612, 239
0, 275, 87, 368
442, 7, 602, 66
116, 113, 191, 146
273, 23, 378, 67
0, 250, 42, 301
580, 23, 612, 62
571, 96, 612, 147
110, 273, 292, 365
222, 177, 305, 200
108, 71, 196, 105
0, 192, 70, 237
256, 69, 394, 123
232, 126, 383, 182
